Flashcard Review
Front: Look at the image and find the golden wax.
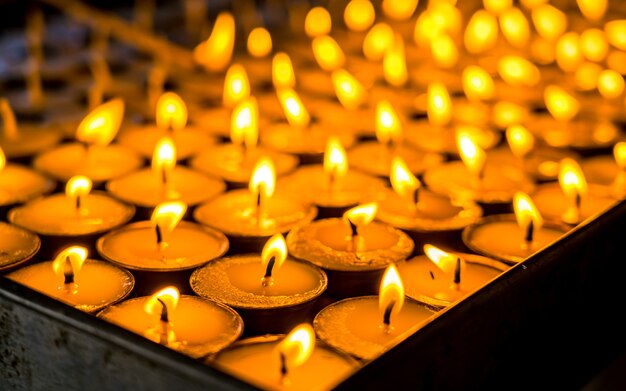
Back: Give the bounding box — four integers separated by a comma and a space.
0, 125, 63, 159
98, 295, 243, 359
347, 142, 444, 178
581, 155, 626, 197
0, 164, 54, 206
525, 115, 620, 151
97, 221, 228, 271
487, 146, 579, 182
0, 222, 40, 271
399, 253, 507, 307
313, 296, 436, 360
532, 183, 617, 225
117, 124, 217, 160
404, 122, 501, 155
7, 259, 134, 313
213, 336, 358, 391
261, 123, 355, 158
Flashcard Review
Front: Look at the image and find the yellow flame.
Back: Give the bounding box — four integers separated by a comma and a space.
559, 158, 588, 201
544, 85, 580, 122
614, 142, 626, 170
506, 125, 535, 159
605, 20, 626, 51
363, 23, 394, 61
344, 0, 375, 32
247, 27, 272, 58
521, 0, 548, 8
0, 146, 6, 172
0, 98, 18, 140
261, 233, 288, 275
513, 191, 543, 236
305, 7, 331, 38
413, 10, 442, 47
598, 69, 625, 99
580, 28, 608, 62
484, 0, 512, 14
66, 175, 92, 200
312, 35, 345, 72
324, 136, 348, 184
250, 157, 276, 201
457, 130, 487, 178
272, 52, 296, 89
382, 0, 418, 20
76, 98, 124, 146
156, 92, 187, 132
577, 0, 607, 21
277, 88, 310, 128
230, 97, 259, 149
223, 64, 250, 108
383, 33, 408, 87
499, 7, 530, 48
498, 55, 540, 87
151, 201, 187, 234
52, 246, 88, 281
390, 157, 420, 198
431, 33, 458, 69
531, 4, 566, 41
152, 136, 177, 181
556, 32, 582, 72
276, 324, 315, 370
424, 244, 461, 275
376, 100, 402, 146
332, 69, 366, 110
344, 202, 378, 227
462, 66, 495, 102
464, 10, 498, 54
144, 286, 180, 317
193, 12, 235, 72
379, 264, 405, 326
427, 83, 452, 126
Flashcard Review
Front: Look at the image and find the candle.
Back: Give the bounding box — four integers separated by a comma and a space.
399, 244, 508, 308
277, 137, 387, 216
466, 191, 568, 262
193, 11, 235, 72
313, 264, 437, 360
212, 324, 359, 390
6, 246, 134, 313
98, 286, 243, 359
0, 222, 40, 272
117, 91, 216, 161
287, 203, 414, 297
190, 234, 327, 335
33, 98, 143, 183
193, 157, 317, 252
581, 142, 626, 197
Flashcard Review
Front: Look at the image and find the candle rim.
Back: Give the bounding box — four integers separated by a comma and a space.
0, 221, 41, 271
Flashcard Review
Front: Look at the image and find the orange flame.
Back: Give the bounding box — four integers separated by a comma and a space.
457, 130, 487, 179
464, 10, 498, 54
513, 192, 543, 243
462, 66, 495, 102
382, 0, 418, 20
531, 4, 566, 41
272, 52, 296, 89
499, 7, 530, 48
605, 20, 626, 51
498, 55, 541, 87
193, 12, 235, 72
324, 136, 348, 188
52, 246, 88, 282
344, 0, 375, 32
424, 244, 466, 280
247, 27, 272, 58
261, 233, 288, 284
332, 69, 366, 110
427, 83, 452, 126
305, 7, 332, 38
0, 98, 18, 140
231, 97, 259, 150
390, 157, 421, 198
376, 101, 402, 146
431, 33, 458, 69
0, 146, 6, 172
152, 136, 177, 184
506, 125, 535, 159
577, 0, 607, 21
151, 201, 187, 236
76, 98, 124, 146
276, 324, 315, 371
144, 286, 180, 318
344, 202, 378, 227
223, 64, 250, 108
156, 92, 187, 132
277, 88, 310, 128
559, 158, 588, 200
613, 142, 626, 170
379, 264, 405, 328
312, 35, 345, 72
383, 34, 408, 87
363, 23, 394, 61
250, 157, 276, 201
544, 85, 580, 122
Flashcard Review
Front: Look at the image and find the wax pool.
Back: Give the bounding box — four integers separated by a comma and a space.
213, 337, 358, 391
98, 295, 243, 358
532, 183, 617, 225
7, 259, 134, 313
0, 222, 40, 271
313, 296, 437, 360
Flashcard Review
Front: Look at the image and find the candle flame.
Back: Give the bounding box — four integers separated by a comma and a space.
379, 264, 405, 327
76, 98, 124, 146
506, 125, 535, 159
363, 23, 394, 61
597, 70, 625, 99
531, 4, 566, 41
556, 32, 582, 72
544, 85, 580, 122
457, 129, 487, 178
614, 142, 626, 170
144, 286, 180, 317
559, 158, 588, 200
193, 12, 235, 72
276, 324, 315, 372
0, 146, 5, 172
383, 34, 408, 87
0, 98, 18, 140
390, 156, 421, 198
324, 136, 348, 186
605, 20, 626, 51
151, 201, 187, 235
250, 157, 276, 200
513, 192, 543, 238
52, 246, 88, 281
312, 35, 345, 72
156, 92, 187, 132
247, 27, 272, 58
580, 28, 608, 63
344, 0, 375, 32
344, 202, 378, 227
424, 244, 464, 275
223, 64, 250, 108
272, 52, 296, 89
305, 7, 332, 38
464, 10, 498, 54
152, 136, 177, 181
382, 0, 418, 20
375, 100, 402, 146
577, 0, 607, 21
66, 175, 92, 201
484, 0, 512, 14
332, 69, 367, 110
498, 55, 540, 87
427, 83, 452, 127
431, 33, 458, 69
574, 62, 602, 91
499, 7, 530, 48
261, 233, 288, 276
462, 66, 495, 102
277, 88, 310, 128
231, 97, 259, 149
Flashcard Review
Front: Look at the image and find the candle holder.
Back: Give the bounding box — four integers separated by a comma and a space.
0, 163, 56, 219
0, 222, 41, 273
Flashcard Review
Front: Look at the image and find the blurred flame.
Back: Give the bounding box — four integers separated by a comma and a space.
577, 0, 607, 21
379, 264, 405, 327
151, 201, 187, 234
376, 100, 402, 146
427, 83, 452, 126
261, 233, 288, 275
66, 175, 92, 200
464, 10, 498, 54
312, 35, 346, 72
156, 92, 187, 132
499, 7, 530, 48
276, 324, 315, 371
597, 69, 625, 99
605, 20, 626, 51
513, 192, 543, 237
506, 125, 535, 159
556, 32, 582, 72
272, 53, 296, 89
324, 136, 348, 184
431, 33, 458, 69
305, 7, 332, 38
390, 157, 420, 198
363, 23, 394, 61
462, 66, 495, 102
344, 0, 375, 32
250, 157, 276, 200
382, 0, 418, 20
193, 12, 235, 72
484, 0, 512, 14
332, 69, 367, 110
0, 146, 6, 172
223, 64, 250, 108
277, 88, 310, 128
247, 27, 272, 58
531, 4, 566, 41
614, 142, 626, 170
76, 98, 124, 146
498, 55, 540, 87
230, 97, 259, 149
52, 246, 88, 281
559, 158, 588, 201
544, 85, 580, 122
0, 98, 18, 140
580, 28, 608, 62
383, 34, 408, 87
457, 130, 487, 178
152, 136, 177, 181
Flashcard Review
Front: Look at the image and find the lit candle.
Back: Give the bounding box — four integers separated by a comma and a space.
33, 99, 143, 183
313, 264, 437, 360
193, 157, 317, 253
383, 34, 408, 87
462, 192, 569, 265
287, 203, 414, 297
399, 244, 508, 308
304, 7, 332, 38
343, 0, 375, 32
190, 234, 327, 335
7, 246, 134, 313
363, 22, 394, 61
98, 286, 243, 358
0, 222, 40, 272
531, 4, 566, 41
212, 324, 358, 390
464, 10, 498, 54
193, 11, 235, 72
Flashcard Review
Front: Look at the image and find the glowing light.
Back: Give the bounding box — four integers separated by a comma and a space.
52, 246, 88, 283
506, 125, 535, 159
605, 20, 626, 51
277, 88, 310, 128
462, 66, 495, 102
376, 100, 402, 146
312, 35, 345, 72
151, 201, 187, 237
544, 85, 580, 122
260, 233, 288, 286
580, 28, 609, 62
363, 23, 394, 61
76, 98, 124, 146
193, 12, 235, 72
223, 64, 250, 108
513, 192, 543, 245
577, 0, 607, 21
498, 55, 541, 87
247, 27, 272, 58
305, 7, 331, 38
427, 83, 452, 126
324, 136, 348, 188
484, 0, 512, 15
230, 97, 259, 149
378, 264, 405, 329
499, 7, 531, 48
424, 244, 463, 275
574, 62, 603, 91
556, 32, 582, 72
272, 53, 296, 89
156, 92, 187, 132
431, 33, 458, 69
383, 34, 408, 87
597, 69, 625, 99
531, 4, 566, 41
464, 10, 498, 54
332, 69, 367, 110
275, 324, 315, 373
558, 158, 588, 224
613, 142, 626, 169
66, 175, 92, 213
0, 98, 18, 140
457, 130, 487, 179
390, 156, 420, 198
344, 203, 378, 227
249, 157, 276, 202
344, 0, 375, 32
152, 136, 177, 184
382, 0, 418, 20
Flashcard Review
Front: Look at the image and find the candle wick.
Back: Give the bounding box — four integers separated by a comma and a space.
279, 352, 288, 383
429, 270, 435, 280
575, 191, 582, 213
161, 167, 168, 187
155, 224, 165, 249
63, 256, 75, 285
525, 219, 535, 247
76, 195, 82, 212
157, 297, 169, 323
453, 257, 462, 286
348, 219, 358, 238
382, 300, 396, 329
262, 256, 276, 286
413, 188, 420, 209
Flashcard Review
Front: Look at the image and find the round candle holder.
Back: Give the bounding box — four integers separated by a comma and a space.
97, 221, 229, 295
347, 142, 444, 178
0, 222, 41, 273
313, 296, 438, 361
7, 259, 134, 314
210, 334, 359, 391
0, 163, 56, 218
0, 124, 64, 162
8, 191, 135, 259
98, 295, 243, 359
487, 146, 580, 183
461, 214, 570, 265
398, 252, 509, 308
190, 255, 327, 336
193, 189, 318, 253
286, 219, 414, 298
404, 121, 501, 156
